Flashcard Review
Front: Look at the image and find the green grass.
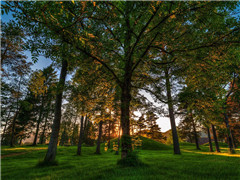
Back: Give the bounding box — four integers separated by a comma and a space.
2, 138, 240, 180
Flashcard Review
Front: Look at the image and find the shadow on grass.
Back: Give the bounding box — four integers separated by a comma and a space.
37, 160, 59, 167
117, 152, 148, 167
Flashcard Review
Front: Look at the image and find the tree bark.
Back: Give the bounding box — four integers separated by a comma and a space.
71, 116, 78, 145
231, 132, 237, 148
77, 116, 84, 155
223, 112, 235, 153
10, 111, 19, 147
191, 115, 200, 150
116, 121, 121, 155
2, 108, 12, 142
40, 109, 50, 144
108, 120, 111, 149
44, 58, 68, 163
10, 77, 22, 147
95, 120, 103, 154
83, 115, 88, 143
164, 67, 181, 154
206, 127, 213, 152
120, 83, 132, 158
211, 124, 220, 152
84, 115, 88, 132
33, 96, 44, 146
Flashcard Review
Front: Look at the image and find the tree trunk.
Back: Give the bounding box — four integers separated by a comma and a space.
84, 115, 88, 132
116, 121, 121, 155
10, 111, 19, 147
231, 132, 237, 148
44, 58, 68, 163
71, 116, 78, 145
77, 116, 84, 155
120, 83, 132, 158
40, 110, 50, 144
96, 120, 103, 154
33, 96, 44, 146
83, 115, 88, 143
108, 121, 111, 149
223, 112, 235, 153
2, 109, 12, 142
10, 77, 22, 147
19, 138, 23, 146
211, 124, 220, 152
207, 127, 213, 152
191, 115, 200, 150
164, 67, 181, 154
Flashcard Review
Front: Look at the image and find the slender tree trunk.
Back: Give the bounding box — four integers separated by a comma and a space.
96, 120, 103, 154
77, 116, 84, 155
191, 115, 200, 150
40, 109, 50, 144
83, 115, 88, 143
10, 111, 19, 147
10, 77, 22, 147
71, 116, 78, 145
2, 109, 12, 142
231, 132, 237, 148
108, 121, 111, 149
84, 115, 88, 132
223, 112, 235, 153
116, 122, 121, 155
211, 124, 220, 152
44, 58, 68, 163
112, 120, 115, 138
206, 127, 213, 152
19, 137, 23, 146
33, 96, 44, 146
164, 67, 181, 154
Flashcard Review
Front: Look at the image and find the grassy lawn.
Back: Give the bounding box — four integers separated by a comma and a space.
1, 138, 240, 180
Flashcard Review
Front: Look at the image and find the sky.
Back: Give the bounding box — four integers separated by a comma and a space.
2, 3, 181, 132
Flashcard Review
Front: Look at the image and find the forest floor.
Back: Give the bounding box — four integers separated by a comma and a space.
1, 138, 240, 180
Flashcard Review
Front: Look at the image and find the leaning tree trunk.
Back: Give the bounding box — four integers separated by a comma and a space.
164, 67, 181, 154
96, 120, 103, 154
33, 96, 44, 146
211, 124, 220, 152
191, 115, 201, 150
223, 112, 235, 153
44, 58, 68, 163
206, 126, 213, 152
77, 116, 84, 155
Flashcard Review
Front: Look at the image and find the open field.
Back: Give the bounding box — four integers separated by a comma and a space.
2, 138, 240, 180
